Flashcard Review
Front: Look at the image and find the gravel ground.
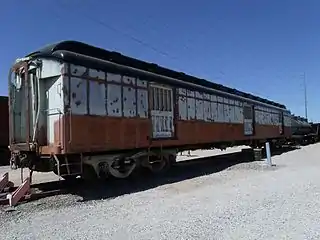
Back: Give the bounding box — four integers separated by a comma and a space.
1, 144, 320, 240
0, 166, 60, 186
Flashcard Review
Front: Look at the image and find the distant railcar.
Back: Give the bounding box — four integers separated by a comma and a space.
8, 41, 293, 180
289, 118, 319, 145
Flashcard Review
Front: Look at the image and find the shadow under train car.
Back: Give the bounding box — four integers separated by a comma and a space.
69, 145, 297, 202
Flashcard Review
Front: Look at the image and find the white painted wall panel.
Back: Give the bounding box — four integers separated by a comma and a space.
230, 105, 235, 123
211, 94, 217, 102
178, 95, 187, 120
89, 68, 105, 80
223, 104, 230, 122
178, 88, 186, 95
234, 106, 243, 123
122, 86, 136, 117
70, 64, 87, 77
196, 99, 204, 120
137, 78, 148, 88
187, 90, 195, 98
187, 97, 195, 120
195, 91, 203, 99
123, 75, 136, 85
203, 100, 211, 122
217, 103, 224, 122
70, 77, 87, 115
211, 102, 218, 122
89, 81, 106, 116
47, 76, 65, 144
137, 89, 148, 118
107, 73, 122, 83
203, 93, 210, 101
107, 84, 122, 117
41, 60, 65, 78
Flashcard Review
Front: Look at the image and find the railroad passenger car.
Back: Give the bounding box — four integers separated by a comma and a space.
8, 41, 293, 180
0, 96, 9, 166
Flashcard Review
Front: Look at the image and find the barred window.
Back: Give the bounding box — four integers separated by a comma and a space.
243, 105, 253, 119
150, 85, 173, 111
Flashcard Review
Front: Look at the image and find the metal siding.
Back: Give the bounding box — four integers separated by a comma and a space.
211, 102, 218, 122
178, 95, 187, 120
70, 64, 87, 77
70, 77, 87, 115
217, 103, 224, 122
187, 97, 195, 120
122, 75, 136, 85
89, 80, 106, 116
137, 89, 148, 118
40, 60, 64, 78
46, 76, 65, 144
29, 58, 292, 153
122, 86, 137, 117
107, 72, 122, 83
137, 78, 148, 88
195, 99, 204, 120
88, 68, 105, 80
203, 100, 211, 122
107, 83, 122, 117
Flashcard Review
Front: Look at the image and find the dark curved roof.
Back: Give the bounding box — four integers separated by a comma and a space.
27, 40, 286, 109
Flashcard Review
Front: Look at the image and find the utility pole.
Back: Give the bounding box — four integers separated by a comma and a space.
303, 72, 308, 121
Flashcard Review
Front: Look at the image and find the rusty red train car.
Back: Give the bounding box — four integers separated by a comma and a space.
0, 96, 9, 165
8, 41, 293, 180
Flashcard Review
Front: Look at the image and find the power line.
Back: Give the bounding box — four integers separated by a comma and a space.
55, 0, 177, 60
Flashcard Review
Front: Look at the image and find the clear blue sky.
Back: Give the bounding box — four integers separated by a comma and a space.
1, 0, 319, 121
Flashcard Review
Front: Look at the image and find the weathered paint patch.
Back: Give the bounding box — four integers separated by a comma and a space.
123, 86, 136, 117
70, 64, 87, 77
137, 78, 148, 88
107, 73, 122, 83
122, 75, 136, 86
195, 99, 204, 120
178, 88, 186, 95
211, 94, 217, 102
89, 81, 106, 115
40, 60, 65, 78
178, 95, 187, 120
217, 103, 224, 122
70, 77, 87, 115
203, 93, 210, 101
187, 90, 195, 98
47, 76, 65, 144
187, 97, 195, 120
89, 68, 105, 80
211, 102, 218, 122
137, 89, 148, 118
224, 104, 231, 123
195, 91, 203, 99
107, 83, 122, 117
203, 100, 211, 122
